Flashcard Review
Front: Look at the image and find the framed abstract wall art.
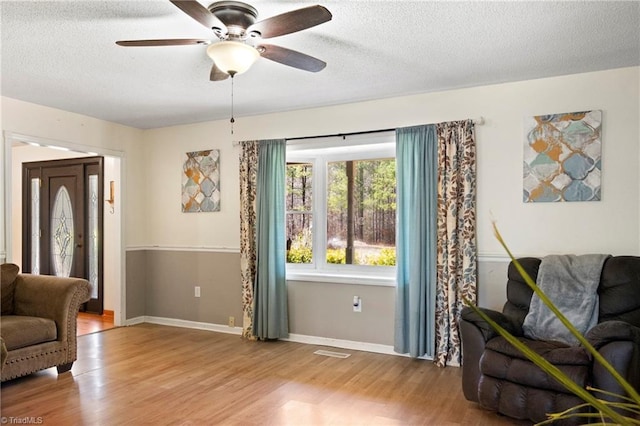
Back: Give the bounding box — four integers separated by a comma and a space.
182, 149, 220, 212
523, 110, 601, 202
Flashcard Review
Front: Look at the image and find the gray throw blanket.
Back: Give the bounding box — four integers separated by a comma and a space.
523, 254, 610, 346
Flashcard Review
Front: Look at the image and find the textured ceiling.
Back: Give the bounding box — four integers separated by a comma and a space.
1, 1, 639, 129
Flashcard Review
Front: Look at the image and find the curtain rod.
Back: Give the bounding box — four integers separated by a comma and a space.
286, 127, 395, 142
233, 116, 484, 146
286, 116, 485, 142
285, 117, 484, 142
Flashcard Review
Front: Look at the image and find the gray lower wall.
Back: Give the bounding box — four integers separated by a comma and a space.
288, 280, 395, 345
126, 250, 147, 319
126, 249, 511, 346
126, 250, 243, 325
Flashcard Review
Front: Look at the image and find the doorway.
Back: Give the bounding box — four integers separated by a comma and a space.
22, 157, 104, 314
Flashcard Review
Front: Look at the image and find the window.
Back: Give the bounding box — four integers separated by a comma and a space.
286, 163, 313, 264
286, 132, 396, 285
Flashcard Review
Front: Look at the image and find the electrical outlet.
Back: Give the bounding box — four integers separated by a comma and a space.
228, 316, 235, 327
194, 286, 200, 298
353, 296, 362, 312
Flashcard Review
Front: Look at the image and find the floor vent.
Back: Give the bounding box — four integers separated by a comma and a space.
313, 349, 351, 359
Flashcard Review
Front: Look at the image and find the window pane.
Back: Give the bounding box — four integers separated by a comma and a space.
88, 175, 99, 299
286, 163, 312, 211
51, 185, 74, 277
286, 213, 313, 264
286, 163, 313, 264
30, 178, 40, 275
327, 159, 396, 266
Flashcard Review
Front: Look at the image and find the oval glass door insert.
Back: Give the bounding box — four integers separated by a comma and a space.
51, 185, 74, 277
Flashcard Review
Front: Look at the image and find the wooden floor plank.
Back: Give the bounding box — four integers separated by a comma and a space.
77, 312, 115, 336
1, 324, 526, 425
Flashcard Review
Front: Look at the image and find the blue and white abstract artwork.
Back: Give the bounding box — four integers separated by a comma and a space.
182, 149, 221, 212
523, 110, 602, 203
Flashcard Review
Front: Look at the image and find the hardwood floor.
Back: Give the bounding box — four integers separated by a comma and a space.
77, 311, 115, 336
1, 324, 527, 425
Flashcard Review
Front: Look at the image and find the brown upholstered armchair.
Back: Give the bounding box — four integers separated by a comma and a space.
1, 263, 91, 381
460, 257, 640, 424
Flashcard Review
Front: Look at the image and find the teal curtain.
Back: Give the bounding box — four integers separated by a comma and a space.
394, 125, 437, 358
252, 139, 288, 339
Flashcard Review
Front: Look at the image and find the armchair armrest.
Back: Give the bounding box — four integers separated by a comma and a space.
586, 321, 640, 400
13, 274, 91, 342
586, 320, 640, 349
460, 306, 522, 403
461, 306, 522, 342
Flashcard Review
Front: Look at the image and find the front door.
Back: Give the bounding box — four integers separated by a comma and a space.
22, 157, 104, 314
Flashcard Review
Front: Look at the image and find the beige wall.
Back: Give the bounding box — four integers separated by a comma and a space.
141, 67, 640, 256
3, 66, 640, 348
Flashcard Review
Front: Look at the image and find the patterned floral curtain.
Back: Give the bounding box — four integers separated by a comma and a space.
434, 119, 477, 367
239, 141, 259, 339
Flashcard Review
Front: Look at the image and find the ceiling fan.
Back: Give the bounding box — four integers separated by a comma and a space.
116, 0, 332, 81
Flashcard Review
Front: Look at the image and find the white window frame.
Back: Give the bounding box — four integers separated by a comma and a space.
286, 132, 396, 286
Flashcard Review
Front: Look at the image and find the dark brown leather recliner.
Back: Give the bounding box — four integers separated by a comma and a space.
460, 256, 640, 424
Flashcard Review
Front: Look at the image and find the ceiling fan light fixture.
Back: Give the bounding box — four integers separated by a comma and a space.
206, 41, 259, 76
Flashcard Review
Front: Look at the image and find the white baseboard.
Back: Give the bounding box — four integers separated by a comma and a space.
121, 315, 460, 366
123, 316, 242, 335
282, 334, 460, 367
285, 334, 460, 365
124, 316, 145, 326
284, 333, 401, 357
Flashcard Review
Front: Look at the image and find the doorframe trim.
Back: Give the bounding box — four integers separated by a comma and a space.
2, 131, 127, 326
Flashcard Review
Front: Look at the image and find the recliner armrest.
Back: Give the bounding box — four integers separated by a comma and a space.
587, 321, 640, 401
460, 306, 521, 403
461, 306, 522, 342
586, 320, 640, 349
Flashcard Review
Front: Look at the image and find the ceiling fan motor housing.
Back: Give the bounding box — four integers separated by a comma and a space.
208, 1, 259, 39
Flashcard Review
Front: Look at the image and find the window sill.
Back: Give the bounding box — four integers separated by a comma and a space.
286, 270, 396, 287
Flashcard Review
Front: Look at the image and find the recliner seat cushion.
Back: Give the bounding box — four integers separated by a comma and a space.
481, 337, 590, 393
486, 335, 591, 365
0, 315, 57, 351
481, 348, 589, 395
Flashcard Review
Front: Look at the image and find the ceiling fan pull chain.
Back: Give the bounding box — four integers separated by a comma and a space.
230, 74, 235, 135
